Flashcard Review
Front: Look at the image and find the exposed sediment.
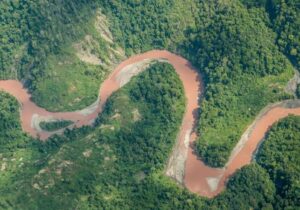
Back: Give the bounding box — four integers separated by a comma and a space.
1, 50, 300, 198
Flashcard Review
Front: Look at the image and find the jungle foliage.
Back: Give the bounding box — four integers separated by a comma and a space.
0, 92, 30, 150
1, 0, 298, 165
39, 120, 73, 132
257, 116, 300, 209
241, 0, 300, 68
181, 0, 294, 166
95, 0, 297, 166
0, 0, 119, 111
0, 65, 299, 209
0, 0, 97, 80
297, 84, 300, 98
1, 0, 300, 208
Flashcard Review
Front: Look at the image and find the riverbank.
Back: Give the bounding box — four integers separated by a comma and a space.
0, 50, 300, 198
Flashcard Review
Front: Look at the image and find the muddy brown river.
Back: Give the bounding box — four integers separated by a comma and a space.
1, 50, 300, 197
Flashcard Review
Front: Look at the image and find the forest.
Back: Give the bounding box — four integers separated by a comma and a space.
39, 120, 73, 132
0, 0, 299, 209
0, 64, 299, 209
1, 0, 299, 165
243, 0, 300, 68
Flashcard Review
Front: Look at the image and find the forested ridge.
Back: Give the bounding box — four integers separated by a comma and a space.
1, 0, 121, 111
1, 0, 299, 165
180, 1, 294, 166
0, 0, 300, 209
0, 65, 299, 209
0, 0, 96, 79
241, 0, 300, 68
256, 116, 300, 209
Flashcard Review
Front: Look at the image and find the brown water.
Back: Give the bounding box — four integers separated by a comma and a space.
0, 50, 299, 198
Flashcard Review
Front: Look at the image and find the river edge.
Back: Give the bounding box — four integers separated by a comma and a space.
1, 50, 300, 198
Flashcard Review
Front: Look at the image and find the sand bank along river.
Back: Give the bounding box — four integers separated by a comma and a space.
1, 50, 300, 198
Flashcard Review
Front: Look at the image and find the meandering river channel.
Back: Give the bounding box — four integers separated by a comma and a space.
1, 50, 300, 197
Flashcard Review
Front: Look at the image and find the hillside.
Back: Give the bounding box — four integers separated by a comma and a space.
0, 69, 299, 209
0, 0, 299, 209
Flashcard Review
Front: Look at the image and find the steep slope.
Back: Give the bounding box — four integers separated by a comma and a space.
1, 0, 297, 167
241, 0, 300, 68
0, 67, 299, 209
0, 1, 124, 111
181, 0, 294, 166
95, 0, 295, 167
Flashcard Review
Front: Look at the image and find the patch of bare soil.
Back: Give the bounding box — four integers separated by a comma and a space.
1, 162, 7, 171
111, 113, 121, 120
100, 124, 115, 131
73, 35, 103, 65
285, 70, 300, 96
115, 59, 153, 87
166, 127, 194, 184
73, 10, 125, 66
95, 9, 114, 43
83, 149, 93, 158
132, 109, 141, 122
2, 50, 300, 198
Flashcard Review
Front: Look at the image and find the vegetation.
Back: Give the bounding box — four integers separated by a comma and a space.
0, 64, 299, 209
0, 62, 187, 209
39, 120, 73, 132
240, 0, 300, 68
1, 0, 300, 208
0, 91, 42, 208
0, 92, 30, 149
0, 0, 97, 80
95, 0, 295, 167
268, 0, 300, 68
257, 116, 300, 209
181, 0, 294, 167
1, 0, 298, 165
0, 1, 122, 111
297, 84, 300, 98
31, 48, 108, 111
210, 164, 276, 209
98, 0, 199, 55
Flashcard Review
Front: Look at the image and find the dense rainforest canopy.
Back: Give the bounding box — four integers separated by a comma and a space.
0, 0, 299, 209
0, 65, 299, 209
